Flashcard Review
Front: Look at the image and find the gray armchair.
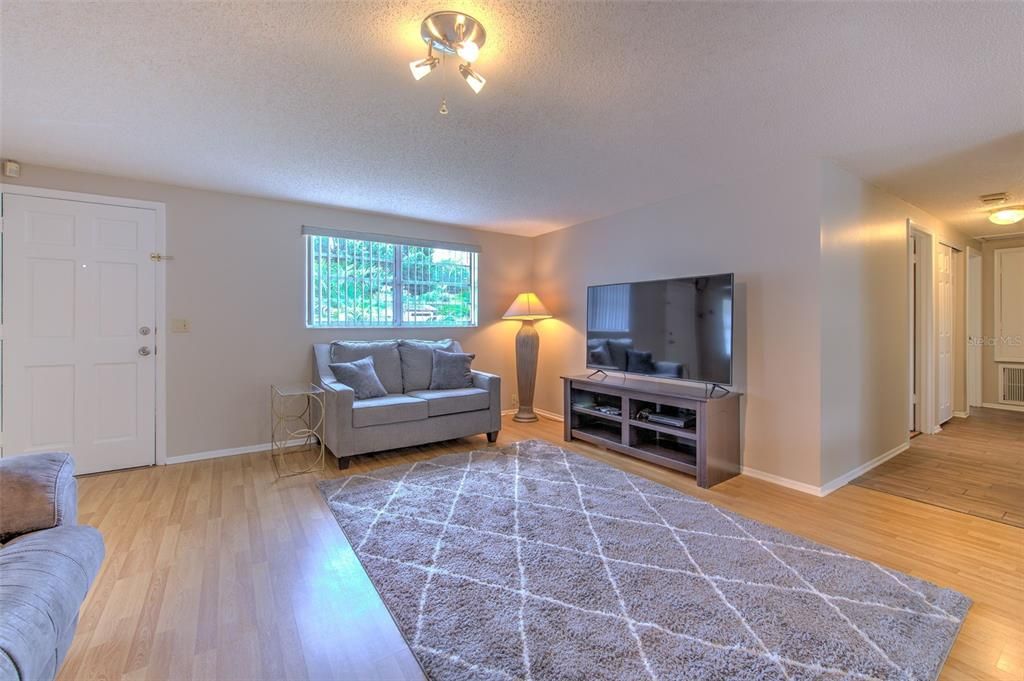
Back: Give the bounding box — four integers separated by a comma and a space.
0, 453, 105, 681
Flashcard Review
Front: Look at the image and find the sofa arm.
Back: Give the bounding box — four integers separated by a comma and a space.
472, 371, 502, 433
0, 452, 77, 543
320, 379, 356, 458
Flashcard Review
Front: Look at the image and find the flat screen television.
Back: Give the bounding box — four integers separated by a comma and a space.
586, 273, 734, 385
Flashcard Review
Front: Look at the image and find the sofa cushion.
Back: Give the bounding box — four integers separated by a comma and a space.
0, 525, 104, 681
351, 394, 428, 428
330, 341, 403, 394
406, 388, 490, 417
606, 338, 633, 370
398, 339, 458, 392
329, 356, 388, 400
429, 349, 475, 390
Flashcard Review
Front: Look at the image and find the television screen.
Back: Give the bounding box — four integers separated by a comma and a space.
586, 274, 733, 385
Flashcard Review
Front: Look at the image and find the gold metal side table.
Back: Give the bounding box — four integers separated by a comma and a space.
271, 383, 325, 477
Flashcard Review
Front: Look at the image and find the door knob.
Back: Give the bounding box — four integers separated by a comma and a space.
138, 346, 151, 357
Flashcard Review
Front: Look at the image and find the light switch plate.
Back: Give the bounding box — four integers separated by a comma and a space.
170, 318, 191, 333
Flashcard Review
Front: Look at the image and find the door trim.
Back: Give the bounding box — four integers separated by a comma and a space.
0, 184, 167, 466
908, 221, 938, 434
966, 246, 982, 409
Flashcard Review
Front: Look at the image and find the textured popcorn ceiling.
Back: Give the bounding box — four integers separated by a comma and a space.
1, 1, 1021, 236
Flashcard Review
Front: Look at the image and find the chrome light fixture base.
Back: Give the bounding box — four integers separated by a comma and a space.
409, 10, 488, 109
420, 11, 486, 55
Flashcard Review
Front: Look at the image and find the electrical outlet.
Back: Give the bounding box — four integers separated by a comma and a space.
170, 318, 191, 333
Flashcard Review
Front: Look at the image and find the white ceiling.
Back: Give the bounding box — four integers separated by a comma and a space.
2, 1, 1022, 237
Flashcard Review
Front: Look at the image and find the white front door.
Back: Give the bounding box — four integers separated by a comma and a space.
936, 243, 954, 424
2, 193, 157, 474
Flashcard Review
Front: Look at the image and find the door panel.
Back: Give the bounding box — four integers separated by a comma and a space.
3, 193, 157, 474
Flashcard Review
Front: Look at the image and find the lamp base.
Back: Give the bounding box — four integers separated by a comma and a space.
513, 408, 539, 423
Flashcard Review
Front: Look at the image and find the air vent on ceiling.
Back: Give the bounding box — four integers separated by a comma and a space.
980, 192, 1010, 205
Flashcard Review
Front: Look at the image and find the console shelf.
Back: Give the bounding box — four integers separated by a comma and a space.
562, 374, 741, 488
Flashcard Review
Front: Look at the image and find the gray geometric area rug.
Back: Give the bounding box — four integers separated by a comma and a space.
318, 440, 970, 681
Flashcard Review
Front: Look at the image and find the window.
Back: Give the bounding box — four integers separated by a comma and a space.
304, 227, 479, 328
587, 283, 630, 332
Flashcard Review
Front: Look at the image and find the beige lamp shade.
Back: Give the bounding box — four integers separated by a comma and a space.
502, 292, 552, 321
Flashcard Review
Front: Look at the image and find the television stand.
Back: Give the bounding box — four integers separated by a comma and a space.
562, 374, 741, 488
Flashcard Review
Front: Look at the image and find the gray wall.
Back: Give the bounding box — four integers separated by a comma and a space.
818, 162, 978, 485
4, 165, 533, 459
533, 160, 825, 486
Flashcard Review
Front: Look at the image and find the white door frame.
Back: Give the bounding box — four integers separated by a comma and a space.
966, 246, 982, 410
0, 184, 168, 465
908, 222, 938, 434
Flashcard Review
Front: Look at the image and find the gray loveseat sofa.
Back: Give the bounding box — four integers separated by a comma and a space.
313, 339, 501, 469
0, 453, 105, 681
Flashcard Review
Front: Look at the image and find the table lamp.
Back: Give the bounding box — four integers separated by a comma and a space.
502, 292, 553, 422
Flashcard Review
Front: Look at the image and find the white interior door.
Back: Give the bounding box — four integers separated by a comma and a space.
936, 243, 954, 424
2, 193, 157, 474
967, 249, 982, 408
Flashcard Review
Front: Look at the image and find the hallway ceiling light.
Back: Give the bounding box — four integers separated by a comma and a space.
409, 11, 487, 110
981, 192, 1024, 225
989, 206, 1024, 225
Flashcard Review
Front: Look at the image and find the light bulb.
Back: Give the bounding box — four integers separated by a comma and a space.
459, 63, 486, 94
409, 57, 437, 81
989, 206, 1024, 225
456, 40, 479, 63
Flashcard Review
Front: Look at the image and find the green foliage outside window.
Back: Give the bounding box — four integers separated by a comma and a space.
307, 235, 477, 328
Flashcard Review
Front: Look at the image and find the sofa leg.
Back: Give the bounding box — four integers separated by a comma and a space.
337, 456, 350, 470
487, 431, 499, 443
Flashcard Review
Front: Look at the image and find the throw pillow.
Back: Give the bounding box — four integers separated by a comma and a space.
329, 356, 388, 400
429, 349, 476, 390
330, 340, 403, 393
626, 349, 657, 374
589, 345, 613, 367
399, 339, 457, 392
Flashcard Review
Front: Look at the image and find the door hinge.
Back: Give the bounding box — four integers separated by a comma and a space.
150, 253, 174, 263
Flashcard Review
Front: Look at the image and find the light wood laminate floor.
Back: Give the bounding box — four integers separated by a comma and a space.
853, 407, 1024, 527
60, 416, 1023, 681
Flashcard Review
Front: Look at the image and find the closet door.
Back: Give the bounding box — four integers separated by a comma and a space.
936, 244, 953, 424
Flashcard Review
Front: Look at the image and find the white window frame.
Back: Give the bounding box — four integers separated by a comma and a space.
303, 226, 479, 329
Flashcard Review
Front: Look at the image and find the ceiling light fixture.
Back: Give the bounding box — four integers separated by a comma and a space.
989, 206, 1024, 225
409, 11, 487, 110
981, 192, 1024, 225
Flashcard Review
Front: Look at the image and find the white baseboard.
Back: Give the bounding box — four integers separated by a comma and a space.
743, 441, 910, 497
818, 441, 909, 496
166, 438, 308, 465
740, 467, 824, 496
501, 409, 517, 416
953, 411, 970, 418
982, 401, 1024, 413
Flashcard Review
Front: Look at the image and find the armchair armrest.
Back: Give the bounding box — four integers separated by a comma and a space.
0, 452, 77, 543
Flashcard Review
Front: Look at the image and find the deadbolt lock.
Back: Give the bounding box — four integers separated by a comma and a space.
139, 326, 151, 336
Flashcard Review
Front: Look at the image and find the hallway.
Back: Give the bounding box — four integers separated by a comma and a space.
853, 407, 1024, 527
